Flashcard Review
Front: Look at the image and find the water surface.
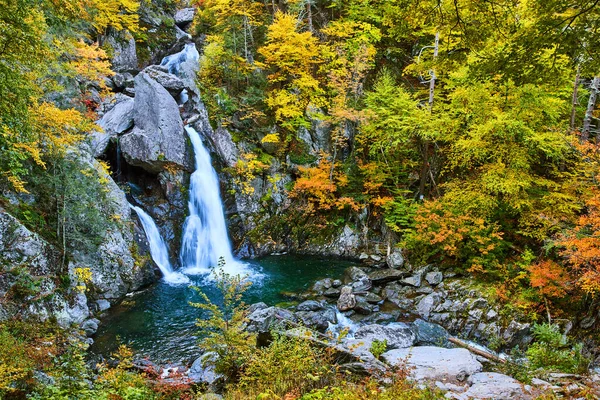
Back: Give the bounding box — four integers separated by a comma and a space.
91, 255, 355, 362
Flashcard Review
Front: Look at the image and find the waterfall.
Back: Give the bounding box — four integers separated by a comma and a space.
180, 126, 251, 276
158, 43, 254, 277
130, 205, 189, 284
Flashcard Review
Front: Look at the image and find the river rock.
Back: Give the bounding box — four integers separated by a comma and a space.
295, 308, 337, 332
463, 372, 530, 399
120, 72, 193, 173
344, 266, 372, 292
382, 346, 482, 382
245, 306, 296, 333
412, 318, 450, 346
297, 300, 324, 312
311, 278, 333, 293
359, 311, 400, 325
386, 249, 404, 269
91, 96, 135, 157
189, 352, 223, 387
337, 286, 356, 312
417, 292, 442, 320
400, 272, 422, 287
362, 292, 383, 304
355, 323, 416, 349
353, 298, 377, 315
368, 269, 408, 285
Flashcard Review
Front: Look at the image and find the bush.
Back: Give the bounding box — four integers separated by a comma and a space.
369, 339, 387, 360
190, 264, 255, 382
236, 334, 335, 397
526, 323, 589, 373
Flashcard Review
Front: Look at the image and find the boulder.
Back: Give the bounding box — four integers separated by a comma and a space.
502, 320, 531, 348
368, 269, 409, 285
174, 8, 195, 27
297, 300, 324, 312
295, 308, 337, 332
188, 352, 223, 387
106, 30, 138, 72
143, 65, 185, 96
412, 319, 450, 346
120, 72, 192, 173
425, 271, 443, 286
382, 346, 482, 382
91, 97, 135, 157
337, 286, 356, 312
81, 318, 100, 337
344, 266, 372, 292
386, 249, 404, 269
463, 372, 530, 399
353, 298, 377, 315
245, 306, 296, 334
400, 272, 422, 287
417, 293, 442, 320
355, 323, 416, 349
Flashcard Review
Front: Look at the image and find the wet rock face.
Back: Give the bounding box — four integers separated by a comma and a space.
105, 30, 138, 73
120, 72, 193, 173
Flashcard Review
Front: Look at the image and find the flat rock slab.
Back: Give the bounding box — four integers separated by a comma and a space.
355, 323, 416, 349
368, 269, 409, 284
464, 372, 531, 399
382, 346, 482, 382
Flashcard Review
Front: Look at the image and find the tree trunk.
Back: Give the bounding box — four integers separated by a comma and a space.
306, 0, 313, 33
582, 76, 600, 142
571, 65, 581, 133
419, 32, 440, 199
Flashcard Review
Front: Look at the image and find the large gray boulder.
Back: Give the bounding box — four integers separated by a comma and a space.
412, 319, 450, 346
120, 72, 192, 173
143, 65, 185, 97
382, 346, 483, 382
464, 372, 530, 399
91, 97, 135, 157
354, 323, 416, 349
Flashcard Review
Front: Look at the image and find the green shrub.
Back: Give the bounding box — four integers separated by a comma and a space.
237, 335, 335, 398
369, 339, 387, 359
190, 261, 256, 382
526, 323, 589, 374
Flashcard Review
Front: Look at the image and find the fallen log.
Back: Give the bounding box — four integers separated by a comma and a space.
448, 337, 506, 364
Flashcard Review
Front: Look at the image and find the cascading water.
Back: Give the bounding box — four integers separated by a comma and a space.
130, 205, 189, 284
179, 126, 252, 276
327, 309, 358, 338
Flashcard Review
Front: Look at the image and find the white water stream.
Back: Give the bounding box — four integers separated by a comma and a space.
130, 205, 189, 284
179, 126, 252, 276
